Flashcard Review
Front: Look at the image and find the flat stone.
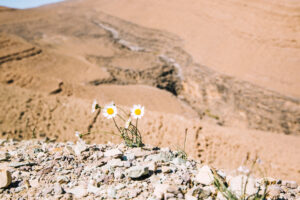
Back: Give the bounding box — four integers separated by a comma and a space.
73, 141, 87, 156
67, 185, 88, 198
195, 165, 214, 185
87, 184, 100, 195
286, 181, 298, 189
228, 175, 257, 196
0, 169, 12, 188
146, 162, 157, 171
172, 157, 186, 165
161, 166, 172, 174
107, 159, 124, 167
107, 187, 117, 198
153, 184, 169, 199
104, 149, 123, 158
127, 148, 151, 158
9, 161, 36, 168
268, 185, 282, 199
124, 153, 135, 161
128, 188, 141, 198
29, 179, 39, 188
114, 169, 125, 179
166, 185, 179, 194
54, 183, 64, 195
126, 166, 149, 179
145, 152, 173, 162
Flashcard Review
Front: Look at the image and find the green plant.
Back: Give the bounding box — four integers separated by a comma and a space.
89, 101, 144, 147
212, 157, 268, 200
176, 128, 188, 160
205, 109, 220, 120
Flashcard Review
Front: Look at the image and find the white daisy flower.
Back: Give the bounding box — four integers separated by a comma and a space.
103, 102, 117, 119
237, 166, 249, 174
125, 118, 132, 129
131, 104, 144, 119
75, 131, 81, 138
91, 99, 98, 113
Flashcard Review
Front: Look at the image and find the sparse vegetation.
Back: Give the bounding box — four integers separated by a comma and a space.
176, 128, 188, 160
90, 101, 144, 147
212, 157, 268, 200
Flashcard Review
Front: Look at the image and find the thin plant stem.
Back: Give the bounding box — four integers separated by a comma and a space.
87, 108, 101, 133
98, 131, 120, 137
117, 106, 130, 118
136, 118, 138, 144
117, 114, 126, 122
128, 123, 134, 141
184, 128, 188, 152
112, 118, 122, 134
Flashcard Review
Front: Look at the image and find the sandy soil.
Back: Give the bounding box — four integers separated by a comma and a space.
0, 0, 299, 183
90, 0, 300, 98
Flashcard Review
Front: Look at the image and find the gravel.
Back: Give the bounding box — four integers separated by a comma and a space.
0, 139, 298, 199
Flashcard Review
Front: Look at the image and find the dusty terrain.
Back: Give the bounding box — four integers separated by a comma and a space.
0, 140, 299, 199
0, 0, 300, 184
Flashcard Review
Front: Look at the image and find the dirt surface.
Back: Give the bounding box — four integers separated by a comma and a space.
0, 0, 299, 183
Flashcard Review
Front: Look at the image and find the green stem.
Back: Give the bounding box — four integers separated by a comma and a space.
184, 128, 188, 152
113, 118, 122, 134
117, 106, 130, 118
135, 118, 138, 144
117, 114, 126, 122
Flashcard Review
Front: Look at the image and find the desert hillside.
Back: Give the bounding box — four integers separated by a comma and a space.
0, 140, 299, 199
91, 0, 300, 98
0, 0, 299, 184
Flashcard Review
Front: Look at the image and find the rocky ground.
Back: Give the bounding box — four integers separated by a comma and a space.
0, 139, 299, 200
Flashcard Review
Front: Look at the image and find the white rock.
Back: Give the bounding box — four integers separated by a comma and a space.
127, 148, 151, 157
114, 169, 125, 179
126, 166, 149, 179
172, 157, 186, 165
115, 183, 126, 190
107, 159, 124, 167
185, 194, 197, 200
53, 183, 64, 195
154, 184, 169, 199
73, 141, 87, 156
29, 179, 39, 188
87, 184, 100, 195
196, 165, 214, 185
0, 169, 12, 188
67, 185, 88, 198
107, 187, 117, 198
145, 152, 172, 162
286, 181, 298, 189
124, 153, 135, 161
267, 185, 281, 198
228, 175, 257, 196
104, 149, 123, 158
161, 166, 172, 173
146, 162, 157, 171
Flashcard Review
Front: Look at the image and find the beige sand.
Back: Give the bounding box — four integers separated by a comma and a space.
90, 0, 300, 98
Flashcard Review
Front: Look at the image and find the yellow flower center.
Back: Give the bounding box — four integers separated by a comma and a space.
134, 109, 141, 115
107, 108, 114, 115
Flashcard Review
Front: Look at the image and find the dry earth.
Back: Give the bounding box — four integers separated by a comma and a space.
0, 0, 300, 183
